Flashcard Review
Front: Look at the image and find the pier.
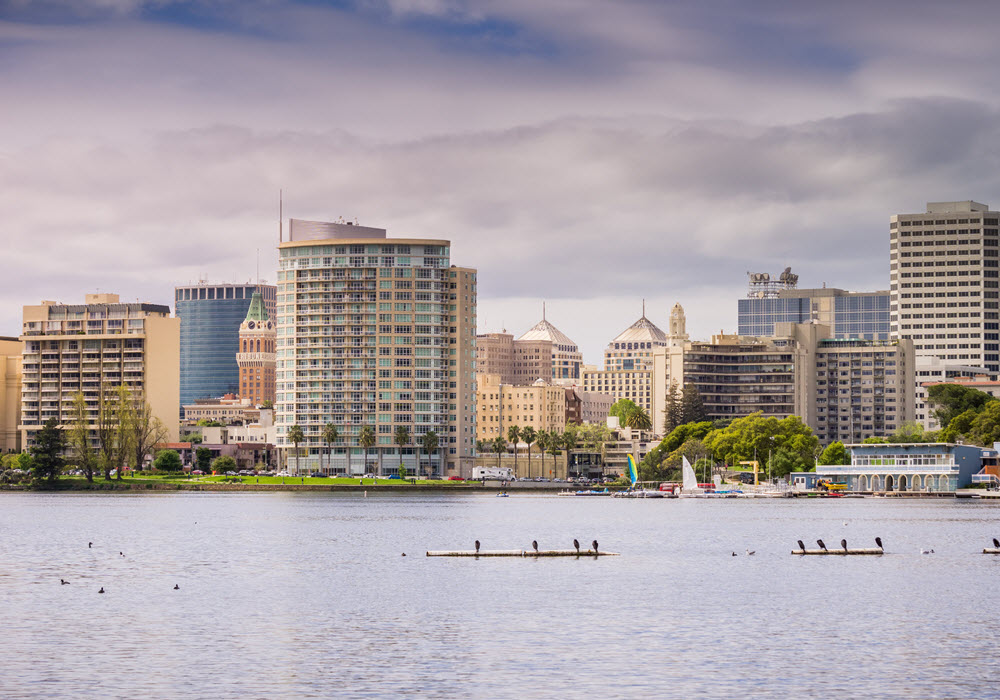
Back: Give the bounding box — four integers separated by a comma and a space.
426, 549, 618, 557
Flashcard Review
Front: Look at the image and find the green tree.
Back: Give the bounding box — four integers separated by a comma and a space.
545, 431, 562, 477
562, 426, 579, 475
609, 399, 640, 420
534, 430, 549, 478
964, 401, 1000, 446
520, 426, 536, 479
96, 383, 125, 480
322, 423, 340, 474
196, 419, 224, 427
939, 409, 978, 443
680, 384, 708, 424
212, 455, 237, 473
394, 425, 411, 476
885, 421, 937, 443
622, 406, 652, 431
68, 392, 96, 483
124, 391, 168, 477
195, 446, 213, 471
260, 399, 274, 409
506, 425, 521, 478
862, 436, 886, 444
421, 430, 439, 477
926, 383, 997, 428
702, 412, 818, 474
817, 441, 850, 466
153, 449, 183, 472
663, 380, 682, 434
31, 418, 65, 486
359, 425, 375, 476
491, 435, 506, 469
287, 424, 305, 475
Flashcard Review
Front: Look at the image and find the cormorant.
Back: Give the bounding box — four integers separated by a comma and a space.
817, 539, 827, 552
841, 539, 848, 552
98, 587, 105, 594
60, 579, 69, 585
474, 540, 480, 553
173, 584, 179, 590
746, 549, 755, 556
532, 540, 538, 553
876, 537, 883, 551
993, 538, 999, 549
573, 539, 580, 554
119, 552, 124, 557
88, 542, 92, 549
797, 540, 805, 552
592, 540, 598, 554
732, 552, 737, 556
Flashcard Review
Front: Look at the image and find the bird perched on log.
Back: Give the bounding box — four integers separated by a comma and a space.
993, 538, 999, 549
532, 540, 538, 553
817, 539, 827, 552
797, 540, 805, 552
876, 537, 883, 551
841, 539, 848, 552
573, 539, 580, 554
592, 540, 598, 554
475, 540, 480, 554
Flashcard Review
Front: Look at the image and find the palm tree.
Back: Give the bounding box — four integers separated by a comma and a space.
322, 423, 339, 475
534, 430, 549, 479
492, 435, 506, 470
623, 406, 652, 431
506, 425, 521, 479
287, 424, 304, 475
421, 430, 439, 477
393, 425, 411, 477
546, 431, 562, 478
359, 425, 375, 476
562, 427, 579, 477
520, 426, 536, 479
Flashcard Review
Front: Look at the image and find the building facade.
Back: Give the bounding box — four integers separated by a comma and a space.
475, 314, 582, 386
820, 442, 986, 492
476, 373, 566, 441
275, 219, 476, 475
0, 337, 22, 452
175, 282, 277, 408
237, 291, 276, 406
19, 294, 179, 447
739, 287, 890, 340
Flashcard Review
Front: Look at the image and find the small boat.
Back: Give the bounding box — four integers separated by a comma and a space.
496, 492, 510, 498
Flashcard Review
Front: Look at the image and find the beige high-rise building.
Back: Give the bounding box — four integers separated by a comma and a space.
275, 219, 476, 476
476, 373, 566, 441
476, 312, 582, 386
19, 294, 180, 448
0, 337, 23, 453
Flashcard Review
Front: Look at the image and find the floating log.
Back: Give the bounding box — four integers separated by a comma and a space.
982, 548, 1000, 554
426, 549, 618, 557
791, 548, 883, 556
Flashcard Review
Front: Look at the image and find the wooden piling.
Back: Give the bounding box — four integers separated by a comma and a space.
982, 548, 1000, 554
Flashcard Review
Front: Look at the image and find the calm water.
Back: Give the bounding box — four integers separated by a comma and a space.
3, 492, 1000, 699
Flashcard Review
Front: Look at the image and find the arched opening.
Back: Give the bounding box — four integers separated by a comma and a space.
857, 475, 868, 492
939, 475, 949, 491
885, 475, 894, 492
256, 339, 261, 352
911, 475, 921, 491
898, 475, 908, 492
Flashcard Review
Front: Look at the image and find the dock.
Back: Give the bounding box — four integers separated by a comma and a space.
426, 549, 618, 557
983, 548, 1000, 554
791, 548, 883, 556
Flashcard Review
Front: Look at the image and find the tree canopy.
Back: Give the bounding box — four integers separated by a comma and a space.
926, 384, 997, 428
817, 441, 850, 466
153, 449, 183, 472
31, 418, 65, 486
680, 385, 708, 424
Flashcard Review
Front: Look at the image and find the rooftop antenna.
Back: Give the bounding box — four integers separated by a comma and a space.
279, 189, 283, 243
642, 298, 646, 318
542, 301, 546, 321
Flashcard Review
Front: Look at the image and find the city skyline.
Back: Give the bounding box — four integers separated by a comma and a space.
7, 2, 1000, 362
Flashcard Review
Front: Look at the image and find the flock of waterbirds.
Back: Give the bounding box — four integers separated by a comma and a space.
55, 541, 180, 593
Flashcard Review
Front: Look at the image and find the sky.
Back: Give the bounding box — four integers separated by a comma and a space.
5, 0, 1000, 363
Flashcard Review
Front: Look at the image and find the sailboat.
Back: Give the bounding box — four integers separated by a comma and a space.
679, 456, 707, 498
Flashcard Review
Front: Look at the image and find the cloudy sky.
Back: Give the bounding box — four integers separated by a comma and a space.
4, 0, 1000, 362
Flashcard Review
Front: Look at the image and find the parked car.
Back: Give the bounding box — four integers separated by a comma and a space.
363, 473, 376, 479
447, 476, 465, 481
192, 470, 205, 475
388, 473, 402, 480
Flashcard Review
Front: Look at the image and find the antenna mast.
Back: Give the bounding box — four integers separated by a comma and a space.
279, 189, 283, 242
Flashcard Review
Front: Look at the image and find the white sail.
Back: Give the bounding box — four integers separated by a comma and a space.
682, 456, 699, 491
713, 475, 723, 489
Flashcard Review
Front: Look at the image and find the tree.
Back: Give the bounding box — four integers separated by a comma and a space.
287, 424, 305, 475
562, 426, 579, 474
817, 441, 850, 466
114, 384, 135, 479
534, 430, 550, 477
701, 412, 819, 475
506, 425, 521, 478
421, 430, 439, 477
359, 425, 375, 476
520, 426, 536, 479
31, 418, 65, 486
491, 435, 506, 469
663, 380, 683, 434
260, 400, 274, 409
153, 449, 183, 472
394, 425, 411, 476
609, 399, 640, 421
885, 421, 937, 443
545, 431, 562, 477
195, 446, 213, 472
939, 409, 978, 443
124, 391, 168, 477
197, 419, 224, 427
322, 423, 340, 474
622, 406, 652, 431
926, 384, 997, 428
68, 392, 96, 483
96, 383, 125, 480
680, 385, 708, 424
211, 455, 237, 474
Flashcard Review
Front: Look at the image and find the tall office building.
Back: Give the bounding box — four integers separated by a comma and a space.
19, 294, 180, 447
237, 291, 276, 406
275, 219, 476, 476
0, 337, 22, 452
891, 200, 1000, 372
475, 312, 582, 386
175, 282, 277, 407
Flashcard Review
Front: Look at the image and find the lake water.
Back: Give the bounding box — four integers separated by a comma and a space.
3, 492, 1000, 699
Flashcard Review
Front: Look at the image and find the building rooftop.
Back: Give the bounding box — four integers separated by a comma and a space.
518, 318, 577, 348
610, 315, 667, 345
243, 291, 269, 323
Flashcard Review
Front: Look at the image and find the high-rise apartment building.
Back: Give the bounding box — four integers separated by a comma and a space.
237, 291, 276, 406
19, 294, 179, 447
175, 282, 277, 407
891, 200, 1000, 372
275, 219, 476, 476
0, 337, 22, 452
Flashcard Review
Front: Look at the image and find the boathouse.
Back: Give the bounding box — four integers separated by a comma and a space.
818, 443, 991, 493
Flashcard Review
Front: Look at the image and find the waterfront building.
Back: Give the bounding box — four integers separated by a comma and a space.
0, 336, 22, 452
276, 219, 476, 476
175, 282, 277, 408
820, 442, 987, 492
738, 278, 890, 340
237, 291, 276, 406
19, 293, 180, 447
182, 394, 259, 425
476, 373, 566, 441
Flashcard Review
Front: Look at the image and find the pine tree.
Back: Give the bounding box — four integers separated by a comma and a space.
680, 384, 708, 424
31, 418, 65, 486
664, 379, 683, 434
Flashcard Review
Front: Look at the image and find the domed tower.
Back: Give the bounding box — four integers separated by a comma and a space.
237, 290, 276, 406
669, 302, 688, 344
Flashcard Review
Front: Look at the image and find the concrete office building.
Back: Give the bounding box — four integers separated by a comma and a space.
275, 219, 476, 476
739, 280, 890, 340
476, 313, 582, 386
175, 282, 277, 408
476, 373, 567, 441
0, 337, 23, 452
237, 291, 276, 406
19, 294, 179, 447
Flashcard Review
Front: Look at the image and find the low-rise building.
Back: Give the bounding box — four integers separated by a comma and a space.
819, 442, 987, 493
182, 394, 258, 425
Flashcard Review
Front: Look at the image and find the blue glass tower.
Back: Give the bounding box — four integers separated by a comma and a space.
738, 288, 890, 340
175, 283, 276, 408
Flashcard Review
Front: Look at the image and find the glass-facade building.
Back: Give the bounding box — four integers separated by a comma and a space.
175, 283, 276, 408
738, 289, 890, 340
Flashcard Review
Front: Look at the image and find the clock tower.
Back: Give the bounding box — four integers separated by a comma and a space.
237, 290, 276, 406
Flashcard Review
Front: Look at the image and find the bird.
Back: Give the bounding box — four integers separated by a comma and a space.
60, 579, 70, 585
875, 537, 883, 551
843, 521, 849, 527
592, 540, 599, 555
797, 540, 805, 552
173, 584, 179, 590
732, 552, 737, 556
119, 552, 124, 557
401, 553, 406, 557
746, 549, 755, 556
993, 538, 999, 549
98, 587, 105, 594
841, 539, 848, 552
88, 542, 93, 549
817, 539, 827, 552
921, 548, 935, 554
573, 539, 580, 554
532, 540, 539, 553
474, 540, 480, 553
